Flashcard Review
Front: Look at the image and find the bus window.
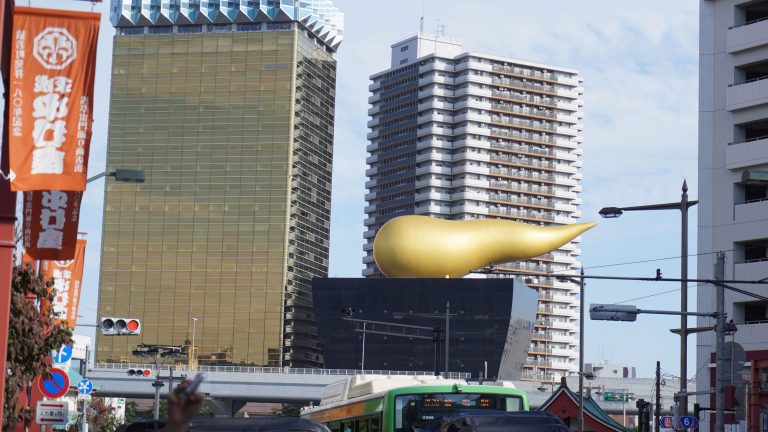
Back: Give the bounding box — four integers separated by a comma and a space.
370, 415, 381, 432
356, 417, 369, 432
329, 421, 341, 432
394, 393, 525, 431
505, 397, 522, 412
342, 420, 353, 432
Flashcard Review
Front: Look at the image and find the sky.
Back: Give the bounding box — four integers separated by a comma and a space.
23, 0, 702, 381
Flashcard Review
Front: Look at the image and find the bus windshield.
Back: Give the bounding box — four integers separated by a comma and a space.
394, 393, 524, 432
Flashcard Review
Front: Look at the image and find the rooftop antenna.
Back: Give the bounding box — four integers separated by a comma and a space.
420, 0, 425, 34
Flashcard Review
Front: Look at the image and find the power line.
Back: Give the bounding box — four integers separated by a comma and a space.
582, 248, 737, 271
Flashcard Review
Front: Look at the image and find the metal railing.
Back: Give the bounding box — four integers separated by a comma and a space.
95, 362, 471, 379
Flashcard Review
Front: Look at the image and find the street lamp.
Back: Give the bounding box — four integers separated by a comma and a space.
86, 168, 145, 184
190, 317, 198, 369
598, 180, 698, 415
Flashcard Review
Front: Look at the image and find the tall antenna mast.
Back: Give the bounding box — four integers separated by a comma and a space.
420, 0, 425, 34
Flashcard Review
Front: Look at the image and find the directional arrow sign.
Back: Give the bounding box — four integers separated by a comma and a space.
52, 345, 73, 364
77, 379, 93, 395
35, 400, 69, 425
37, 367, 70, 399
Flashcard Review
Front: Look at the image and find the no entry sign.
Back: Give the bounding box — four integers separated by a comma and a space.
37, 367, 70, 399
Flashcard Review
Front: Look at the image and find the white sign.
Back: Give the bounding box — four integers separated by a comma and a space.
35, 400, 69, 425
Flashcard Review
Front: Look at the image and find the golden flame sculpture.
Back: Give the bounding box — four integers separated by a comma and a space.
373, 215, 598, 278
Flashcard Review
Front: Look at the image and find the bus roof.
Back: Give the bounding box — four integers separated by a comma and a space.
316, 375, 518, 407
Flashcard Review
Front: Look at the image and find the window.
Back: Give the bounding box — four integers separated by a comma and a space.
738, 239, 768, 263
148, 26, 173, 35
735, 60, 768, 84
119, 27, 144, 36
207, 24, 231, 32
735, 1, 768, 27
267, 22, 292, 30
400, 58, 409, 65
734, 301, 768, 324
238, 23, 262, 31
734, 119, 768, 143
177, 25, 202, 33
400, 45, 409, 52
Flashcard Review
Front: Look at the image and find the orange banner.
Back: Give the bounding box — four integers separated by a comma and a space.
8, 7, 100, 191
40, 239, 85, 328
22, 190, 82, 260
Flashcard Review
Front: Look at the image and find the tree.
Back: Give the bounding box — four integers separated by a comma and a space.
124, 400, 139, 424
84, 398, 122, 432
272, 403, 302, 417
2, 265, 73, 430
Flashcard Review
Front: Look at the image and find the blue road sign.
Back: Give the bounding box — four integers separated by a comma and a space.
77, 379, 93, 395
37, 368, 70, 399
52, 345, 73, 364
660, 416, 673, 429
679, 416, 699, 429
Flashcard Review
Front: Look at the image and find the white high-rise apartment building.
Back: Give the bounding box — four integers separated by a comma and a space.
699, 1, 768, 430
364, 34, 585, 380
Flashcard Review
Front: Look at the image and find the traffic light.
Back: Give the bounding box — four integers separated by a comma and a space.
127, 368, 151, 377
100, 318, 141, 335
589, 304, 638, 322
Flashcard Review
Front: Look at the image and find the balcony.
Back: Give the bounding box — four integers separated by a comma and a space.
727, 137, 768, 169
727, 77, 768, 111
728, 17, 768, 53
735, 198, 768, 223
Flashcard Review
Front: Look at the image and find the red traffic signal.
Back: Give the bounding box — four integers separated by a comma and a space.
101, 317, 141, 335
127, 369, 151, 377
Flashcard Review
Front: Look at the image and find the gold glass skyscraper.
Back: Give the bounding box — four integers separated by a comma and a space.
96, 1, 342, 368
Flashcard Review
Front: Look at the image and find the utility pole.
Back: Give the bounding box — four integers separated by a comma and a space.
715, 253, 725, 432
81, 346, 90, 432
656, 361, 661, 432
445, 301, 450, 374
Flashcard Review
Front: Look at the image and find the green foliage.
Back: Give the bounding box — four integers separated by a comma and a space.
2, 265, 73, 430
272, 404, 302, 417
85, 398, 122, 432
124, 400, 139, 423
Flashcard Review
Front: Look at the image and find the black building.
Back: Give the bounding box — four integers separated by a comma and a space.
312, 278, 538, 380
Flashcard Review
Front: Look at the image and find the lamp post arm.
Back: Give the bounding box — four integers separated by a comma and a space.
618, 201, 699, 212
86, 171, 112, 184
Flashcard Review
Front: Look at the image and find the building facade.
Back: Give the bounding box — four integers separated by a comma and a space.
312, 277, 538, 380
698, 1, 768, 431
96, 0, 342, 368
364, 34, 584, 381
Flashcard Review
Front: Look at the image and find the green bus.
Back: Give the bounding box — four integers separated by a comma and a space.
302, 376, 529, 432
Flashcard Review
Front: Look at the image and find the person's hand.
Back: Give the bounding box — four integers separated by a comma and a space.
163, 378, 205, 432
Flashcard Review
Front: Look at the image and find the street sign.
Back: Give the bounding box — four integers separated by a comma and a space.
660, 416, 699, 430
679, 416, 699, 429
77, 379, 93, 395
603, 389, 630, 402
35, 400, 69, 425
37, 367, 70, 399
52, 344, 73, 364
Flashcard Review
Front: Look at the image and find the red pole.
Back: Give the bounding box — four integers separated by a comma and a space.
0, 0, 16, 425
